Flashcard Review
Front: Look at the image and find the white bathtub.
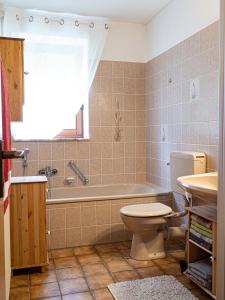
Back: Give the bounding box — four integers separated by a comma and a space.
46, 183, 172, 249
47, 183, 171, 204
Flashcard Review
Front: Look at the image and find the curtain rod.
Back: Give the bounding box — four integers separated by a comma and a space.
15, 14, 109, 29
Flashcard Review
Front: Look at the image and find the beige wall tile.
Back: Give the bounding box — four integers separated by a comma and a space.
52, 142, 64, 160
102, 159, 113, 174
82, 226, 97, 245
50, 209, 66, 230
124, 62, 137, 78
111, 224, 126, 242
96, 204, 110, 225
65, 142, 77, 160
77, 142, 90, 159
50, 229, 66, 249
96, 225, 111, 244
90, 159, 101, 176
66, 207, 81, 228
100, 61, 112, 77
81, 206, 96, 226
66, 227, 82, 247
39, 142, 52, 160
112, 61, 124, 77
24, 142, 39, 160
111, 203, 123, 224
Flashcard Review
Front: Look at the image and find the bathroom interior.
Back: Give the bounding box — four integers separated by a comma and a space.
0, 0, 224, 299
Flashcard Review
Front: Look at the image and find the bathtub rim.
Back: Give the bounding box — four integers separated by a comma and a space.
46, 183, 172, 205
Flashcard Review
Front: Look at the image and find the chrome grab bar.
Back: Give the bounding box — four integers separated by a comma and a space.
68, 160, 89, 185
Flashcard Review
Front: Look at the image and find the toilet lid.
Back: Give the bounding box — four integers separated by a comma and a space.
120, 203, 172, 217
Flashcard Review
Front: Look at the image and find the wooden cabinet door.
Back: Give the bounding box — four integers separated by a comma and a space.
0, 37, 24, 121
10, 182, 47, 269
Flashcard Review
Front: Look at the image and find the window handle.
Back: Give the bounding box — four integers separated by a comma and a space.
24, 71, 29, 75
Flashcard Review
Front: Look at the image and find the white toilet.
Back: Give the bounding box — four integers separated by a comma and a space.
120, 152, 206, 261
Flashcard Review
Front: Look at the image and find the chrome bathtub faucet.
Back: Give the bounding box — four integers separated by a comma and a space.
38, 166, 58, 200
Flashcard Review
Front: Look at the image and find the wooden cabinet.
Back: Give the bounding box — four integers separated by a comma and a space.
0, 37, 24, 121
186, 206, 217, 299
10, 177, 48, 270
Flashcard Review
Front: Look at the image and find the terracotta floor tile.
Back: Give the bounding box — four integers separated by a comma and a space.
30, 282, 60, 299
56, 267, 83, 281
176, 275, 197, 290
137, 266, 164, 278
59, 278, 88, 295
106, 258, 133, 272
10, 274, 29, 288
54, 257, 79, 269
86, 273, 114, 290
191, 288, 213, 300
100, 252, 122, 262
52, 248, 75, 258
116, 241, 131, 250
95, 243, 119, 253
10, 241, 189, 300
82, 263, 108, 277
45, 259, 56, 271
154, 256, 177, 266
160, 262, 182, 276
62, 292, 93, 300
74, 246, 96, 256
39, 297, 62, 300
165, 240, 185, 252
10, 287, 30, 300
92, 288, 114, 300
169, 250, 186, 260
126, 258, 155, 268
30, 271, 57, 286
77, 254, 102, 266
112, 270, 140, 282
119, 249, 130, 258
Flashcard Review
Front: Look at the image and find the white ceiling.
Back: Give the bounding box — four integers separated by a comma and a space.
0, 0, 172, 24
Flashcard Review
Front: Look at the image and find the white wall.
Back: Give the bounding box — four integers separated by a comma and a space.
146, 0, 220, 61
102, 21, 147, 62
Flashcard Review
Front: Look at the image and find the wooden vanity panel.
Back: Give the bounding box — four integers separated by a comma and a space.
10, 182, 48, 269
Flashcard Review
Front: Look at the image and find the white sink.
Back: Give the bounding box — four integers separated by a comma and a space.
177, 172, 218, 201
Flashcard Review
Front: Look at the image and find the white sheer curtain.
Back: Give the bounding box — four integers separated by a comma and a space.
3, 7, 108, 139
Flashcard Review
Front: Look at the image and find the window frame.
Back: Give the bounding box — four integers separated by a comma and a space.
54, 105, 84, 140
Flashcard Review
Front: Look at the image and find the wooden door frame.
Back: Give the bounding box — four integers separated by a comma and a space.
217, 0, 225, 299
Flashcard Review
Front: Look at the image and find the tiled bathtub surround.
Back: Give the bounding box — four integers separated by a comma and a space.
12, 61, 147, 187
146, 21, 220, 188
46, 195, 170, 249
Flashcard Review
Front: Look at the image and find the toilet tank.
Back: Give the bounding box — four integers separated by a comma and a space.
170, 151, 206, 191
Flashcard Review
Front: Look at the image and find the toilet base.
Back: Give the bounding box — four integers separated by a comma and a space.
130, 230, 166, 261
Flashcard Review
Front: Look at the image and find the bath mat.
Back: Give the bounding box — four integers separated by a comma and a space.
108, 275, 198, 300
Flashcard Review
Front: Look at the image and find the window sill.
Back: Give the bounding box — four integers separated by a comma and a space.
12, 138, 90, 142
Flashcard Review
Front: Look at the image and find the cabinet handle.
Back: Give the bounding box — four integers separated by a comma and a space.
24, 71, 29, 75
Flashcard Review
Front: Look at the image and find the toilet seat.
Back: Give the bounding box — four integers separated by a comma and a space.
120, 203, 172, 217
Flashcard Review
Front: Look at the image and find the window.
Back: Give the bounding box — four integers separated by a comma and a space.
11, 34, 88, 140
3, 9, 108, 141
